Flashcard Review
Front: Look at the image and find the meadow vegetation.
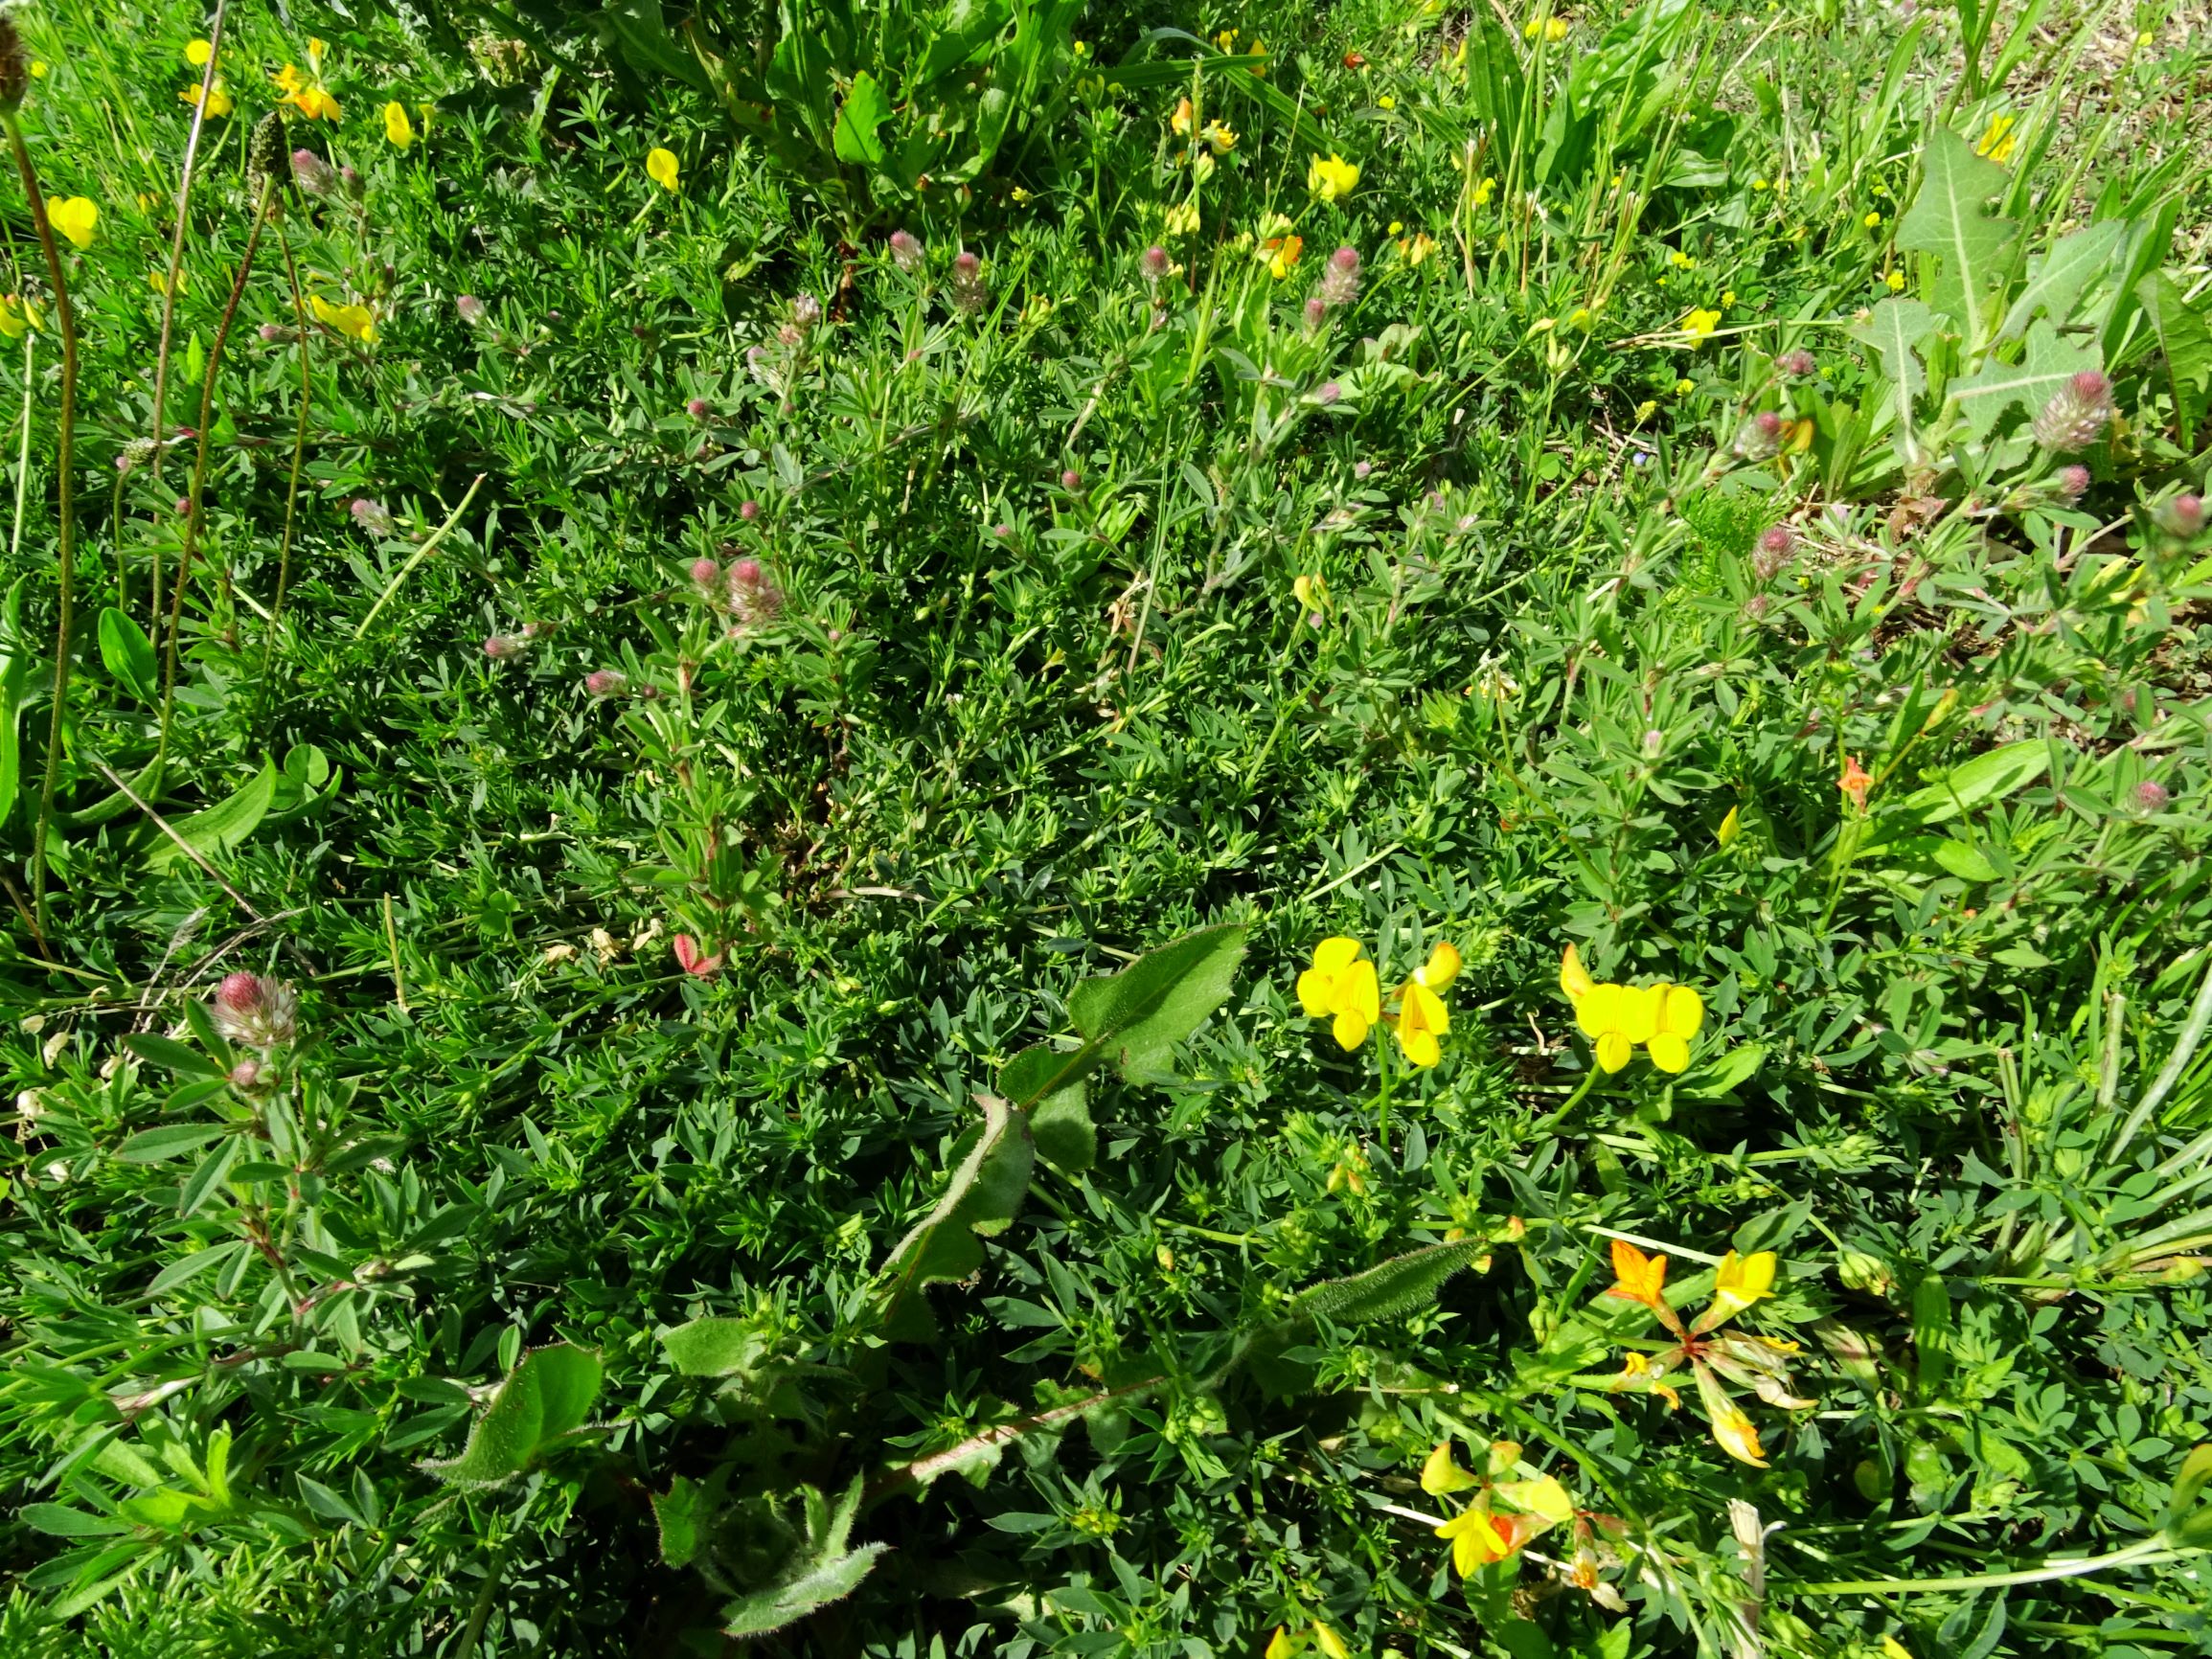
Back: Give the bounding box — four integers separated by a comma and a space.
0, 0, 2210, 1653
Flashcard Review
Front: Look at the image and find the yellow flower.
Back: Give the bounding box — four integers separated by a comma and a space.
1674, 376, 1697, 395
1521, 14, 1569, 41
1559, 942, 1595, 1001
1171, 97, 1195, 137
1633, 398, 1656, 420
1422, 1442, 1480, 1494
1400, 232, 1436, 266
1884, 268, 1905, 291
1311, 1625, 1349, 1659
1247, 38, 1267, 75
1863, 211, 1881, 228
1201, 120, 1238, 154
1668, 248, 1694, 269
647, 147, 679, 193
1163, 198, 1200, 238
1297, 938, 1379, 1051
1265, 234, 1303, 280
1387, 220, 1402, 236
28, 59, 44, 78
1567, 306, 1593, 330
1709, 1401, 1768, 1467
1215, 27, 1239, 52
1307, 152, 1359, 204
1435, 1506, 1521, 1575
1416, 940, 1461, 992
0, 295, 35, 338
1396, 974, 1449, 1067
1565, 962, 1703, 1073
1378, 93, 1395, 109
1682, 307, 1722, 345
384, 101, 414, 148
1292, 572, 1330, 612
1720, 288, 1736, 307
1751, 175, 1769, 191
1472, 175, 1496, 206
1974, 114, 2017, 165
148, 269, 188, 296
1605, 1238, 1669, 1307
1716, 804, 1741, 846
180, 76, 233, 116
1645, 986, 1703, 1072
185, 38, 213, 67
1264, 1629, 1301, 1659
49, 197, 98, 250
1705, 1250, 1777, 1324
309, 293, 376, 343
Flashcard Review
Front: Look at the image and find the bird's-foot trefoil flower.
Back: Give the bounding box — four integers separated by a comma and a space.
1298, 938, 1380, 1051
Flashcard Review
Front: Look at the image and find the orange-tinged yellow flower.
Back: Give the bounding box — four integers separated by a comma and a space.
1606, 1239, 1669, 1307
1417, 940, 1461, 992
1709, 1401, 1768, 1466
1201, 120, 1238, 154
1422, 1442, 1480, 1494
1171, 96, 1195, 136
1560, 943, 1595, 1001
1399, 232, 1436, 266
384, 101, 414, 148
1838, 753, 1872, 810
1308, 152, 1359, 204
1291, 572, 1330, 612
1436, 1506, 1524, 1574
1266, 234, 1303, 281
1298, 937, 1379, 1051
1682, 307, 1722, 345
49, 196, 98, 250
1614, 1349, 1682, 1409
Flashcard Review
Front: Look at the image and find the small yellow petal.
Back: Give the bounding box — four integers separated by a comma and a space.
1399, 1027, 1441, 1068
185, 38, 214, 66
1595, 1030, 1632, 1073
1660, 984, 1705, 1039
1421, 1443, 1479, 1494
1648, 1033, 1690, 1073
1332, 1008, 1371, 1051
1343, 959, 1380, 1025
1710, 1404, 1768, 1467
1296, 966, 1335, 1018
1419, 940, 1462, 991
1575, 983, 1619, 1040
1312, 937, 1363, 975
1559, 943, 1595, 1001
1617, 983, 1663, 1046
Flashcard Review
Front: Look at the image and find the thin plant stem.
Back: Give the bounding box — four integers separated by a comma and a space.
160, 182, 274, 742
9, 330, 30, 562
107, 457, 125, 613
147, 0, 230, 507
7, 109, 84, 938
256, 210, 312, 726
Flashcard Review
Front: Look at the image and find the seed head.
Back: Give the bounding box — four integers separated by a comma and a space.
729, 557, 764, 587
1140, 245, 1171, 286
351, 498, 396, 536
1734, 415, 1781, 460
1754, 525, 1795, 580
792, 292, 823, 331
249, 112, 291, 198
1315, 245, 1360, 310
292, 149, 335, 196
1777, 349, 1816, 378
228, 1058, 262, 1090
341, 164, 364, 201
2033, 367, 2114, 452
889, 229, 924, 271
0, 19, 29, 116
1303, 295, 1328, 332
948, 250, 988, 315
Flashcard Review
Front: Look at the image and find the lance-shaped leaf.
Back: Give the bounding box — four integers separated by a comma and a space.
2138, 270, 2212, 449
1895, 128, 2018, 352
420, 1344, 604, 1488
1848, 298, 1936, 452
1068, 921, 1247, 1079
1997, 221, 2123, 344
1002, 1042, 1095, 1172
875, 1094, 1035, 1339
1292, 1238, 1493, 1326
653, 1475, 707, 1569
720, 1478, 886, 1637
1950, 319, 2097, 443
146, 759, 278, 872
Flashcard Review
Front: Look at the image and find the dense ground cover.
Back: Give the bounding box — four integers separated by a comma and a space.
0, 0, 2210, 1653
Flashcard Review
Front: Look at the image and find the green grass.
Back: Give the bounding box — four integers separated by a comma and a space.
1, 0, 2210, 1653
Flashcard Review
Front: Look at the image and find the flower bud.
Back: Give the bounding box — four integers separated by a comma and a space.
2033, 366, 2114, 452
218, 971, 266, 1014
2156, 492, 2203, 538
1777, 348, 1815, 377
1140, 244, 1171, 285
1316, 381, 1341, 405
740, 499, 760, 522
685, 396, 709, 419
792, 292, 822, 330
1060, 468, 1082, 490
584, 669, 627, 697
1303, 296, 1328, 332
229, 1058, 262, 1090
2135, 780, 2172, 812
2056, 464, 2089, 502
214, 972, 298, 1048
483, 634, 521, 659
992, 523, 1012, 538
1354, 460, 1372, 480
729, 557, 764, 587
949, 250, 988, 315
351, 498, 396, 536
249, 112, 291, 199
889, 229, 924, 271
292, 149, 334, 196
689, 557, 720, 589
341, 164, 364, 201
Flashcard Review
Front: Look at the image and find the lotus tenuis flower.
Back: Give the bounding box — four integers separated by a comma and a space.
1682, 307, 1722, 345
274, 57, 341, 122
1975, 114, 2018, 164
49, 196, 98, 250
180, 76, 233, 116
1298, 937, 1379, 1051
185, 37, 214, 66
1603, 1239, 1809, 1467
647, 147, 680, 193
1307, 152, 1359, 203
1558, 944, 1704, 1073
383, 101, 414, 148
1421, 1441, 1574, 1578
1396, 940, 1459, 1067
309, 293, 376, 343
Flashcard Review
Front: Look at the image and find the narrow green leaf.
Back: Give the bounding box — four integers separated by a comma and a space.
1292, 1239, 1491, 1326
875, 1094, 1035, 1339
115, 1124, 228, 1164
176, 1133, 244, 1218
19, 1504, 129, 1538
97, 607, 158, 704
121, 1034, 223, 1078
419, 1343, 604, 1488
145, 759, 278, 872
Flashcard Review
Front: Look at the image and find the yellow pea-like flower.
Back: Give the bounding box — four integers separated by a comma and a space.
1297, 937, 1379, 1052
185, 37, 214, 66
1421, 1442, 1480, 1494
384, 101, 415, 148
1708, 1402, 1768, 1467
647, 147, 680, 193
1307, 152, 1359, 204
1396, 975, 1449, 1067
49, 196, 98, 250
1646, 984, 1703, 1073
1705, 1249, 1777, 1323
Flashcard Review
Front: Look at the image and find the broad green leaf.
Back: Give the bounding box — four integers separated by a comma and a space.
19, 1504, 129, 1538
176, 1133, 243, 1218
1895, 128, 2018, 351
1847, 298, 1936, 448
419, 1344, 604, 1488
115, 1124, 229, 1163
1996, 221, 2123, 343
875, 1094, 1035, 1339
146, 1241, 245, 1297
653, 1475, 706, 1568
2138, 270, 2212, 449
1933, 840, 1999, 881
832, 72, 889, 167
1887, 740, 2049, 830
296, 1474, 365, 1526
145, 759, 277, 872
97, 607, 157, 704
1676, 1042, 1766, 1099
1292, 1239, 1491, 1326
1067, 922, 1246, 1079
719, 1478, 884, 1637
1001, 1042, 1092, 1171
660, 1317, 767, 1377
1948, 319, 2096, 443
122, 1034, 223, 1077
